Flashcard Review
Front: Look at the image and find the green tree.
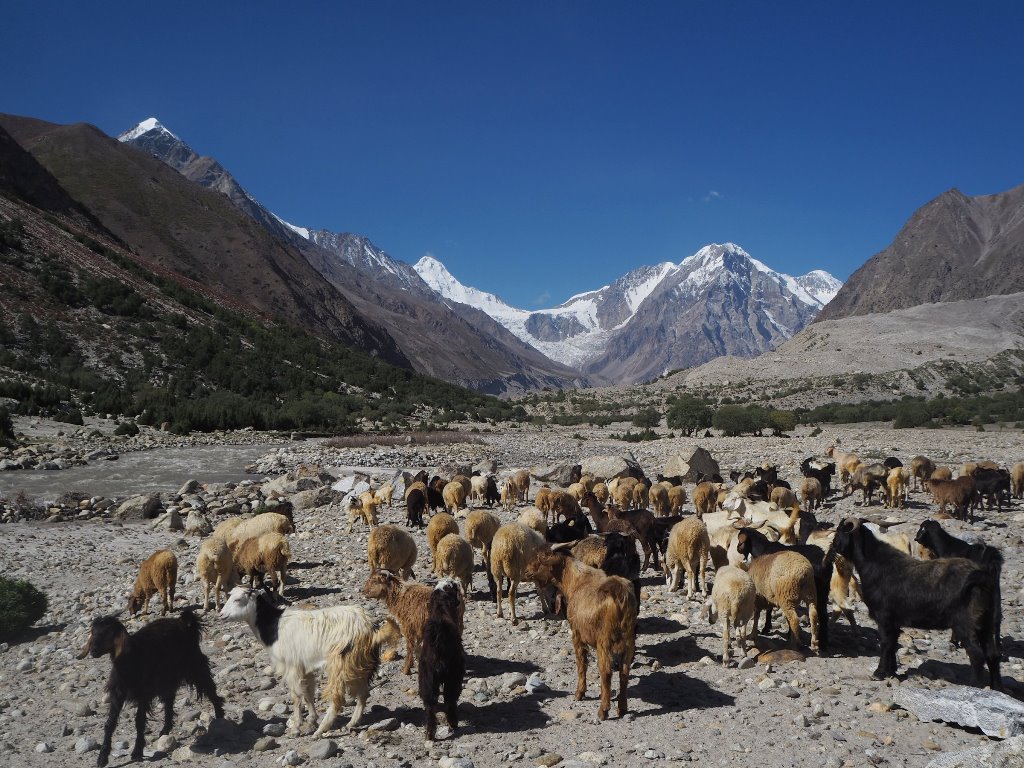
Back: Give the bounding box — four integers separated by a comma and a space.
713, 404, 767, 436
632, 408, 660, 431
0, 577, 48, 641
666, 396, 714, 435
767, 409, 796, 436
0, 407, 15, 446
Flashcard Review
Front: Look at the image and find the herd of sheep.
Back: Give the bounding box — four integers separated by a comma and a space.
74, 449, 1024, 766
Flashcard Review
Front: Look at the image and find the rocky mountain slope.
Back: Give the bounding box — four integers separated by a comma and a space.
419, 244, 841, 383
119, 118, 585, 396
1, 114, 407, 366
817, 184, 1024, 321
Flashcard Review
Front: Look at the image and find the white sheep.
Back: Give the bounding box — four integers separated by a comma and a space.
706, 565, 756, 667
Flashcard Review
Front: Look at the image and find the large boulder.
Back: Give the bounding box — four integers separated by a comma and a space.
290, 485, 338, 511
927, 736, 1024, 768
473, 459, 499, 476
150, 508, 183, 531
894, 685, 1024, 739
664, 446, 721, 483
531, 463, 580, 487
114, 494, 162, 520
581, 453, 643, 482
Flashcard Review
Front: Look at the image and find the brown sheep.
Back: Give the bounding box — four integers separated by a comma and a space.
592, 482, 610, 504
550, 490, 584, 524
490, 522, 550, 624
367, 524, 418, 580
234, 532, 290, 596
570, 535, 609, 569
769, 486, 799, 509
442, 481, 468, 517
363, 569, 433, 675
465, 509, 501, 570
664, 518, 710, 598
930, 466, 953, 483
667, 485, 687, 515
885, 468, 908, 510
347, 491, 379, 532
508, 469, 531, 505
692, 481, 721, 519
433, 533, 474, 595
747, 550, 819, 652
534, 486, 555, 522
128, 549, 178, 616
648, 484, 670, 516
196, 538, 237, 612
526, 550, 638, 721
1012, 461, 1024, 499
426, 512, 460, 565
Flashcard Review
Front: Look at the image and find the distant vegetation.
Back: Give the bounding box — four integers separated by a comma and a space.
0, 577, 48, 642
795, 390, 1024, 429
0, 229, 527, 434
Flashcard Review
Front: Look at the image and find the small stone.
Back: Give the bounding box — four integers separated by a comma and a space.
75, 736, 99, 753
922, 738, 942, 751
557, 711, 579, 721
35, 742, 53, 753
264, 723, 287, 737
737, 656, 756, 669
271, 703, 289, 716
72, 702, 94, 717
280, 749, 303, 765
258, 698, 276, 712
867, 701, 892, 713
367, 717, 399, 731
577, 752, 607, 764
307, 740, 338, 760
154, 734, 177, 752
171, 745, 196, 761
794, 714, 810, 727
16, 659, 33, 672
254, 736, 278, 752
758, 677, 776, 690
536, 754, 563, 767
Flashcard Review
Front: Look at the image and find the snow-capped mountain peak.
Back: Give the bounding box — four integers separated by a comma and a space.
118, 117, 176, 143
415, 255, 519, 318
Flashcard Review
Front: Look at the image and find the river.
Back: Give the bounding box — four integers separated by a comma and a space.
0, 442, 287, 502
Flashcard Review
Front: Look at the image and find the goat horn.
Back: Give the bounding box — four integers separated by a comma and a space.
75, 636, 92, 660
550, 541, 575, 552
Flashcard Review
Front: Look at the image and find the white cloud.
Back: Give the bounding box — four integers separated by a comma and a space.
703, 190, 723, 202
532, 291, 551, 307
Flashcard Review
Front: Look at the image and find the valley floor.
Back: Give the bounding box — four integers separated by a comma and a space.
1, 423, 1023, 768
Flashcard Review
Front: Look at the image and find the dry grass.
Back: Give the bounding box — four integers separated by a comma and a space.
323, 431, 486, 448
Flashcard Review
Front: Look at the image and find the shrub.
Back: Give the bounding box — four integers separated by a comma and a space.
0, 577, 48, 641
632, 408, 661, 430
113, 421, 139, 436
54, 408, 84, 426
0, 407, 14, 445
666, 396, 714, 435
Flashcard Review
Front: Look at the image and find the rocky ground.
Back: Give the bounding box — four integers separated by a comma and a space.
2, 422, 1024, 768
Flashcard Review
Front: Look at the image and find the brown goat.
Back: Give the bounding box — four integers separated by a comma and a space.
362, 569, 434, 675
128, 549, 178, 616
692, 481, 721, 519
909, 455, 936, 492
929, 476, 977, 521
526, 550, 638, 721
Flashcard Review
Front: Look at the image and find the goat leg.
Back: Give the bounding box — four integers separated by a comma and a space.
131, 701, 150, 761
596, 651, 612, 721
873, 620, 900, 680
98, 691, 125, 767
572, 631, 588, 701
159, 692, 174, 736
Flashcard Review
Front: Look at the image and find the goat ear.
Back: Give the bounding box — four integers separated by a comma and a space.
112, 632, 126, 658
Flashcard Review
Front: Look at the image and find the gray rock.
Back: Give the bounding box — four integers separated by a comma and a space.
281, 749, 303, 765
367, 717, 399, 731
530, 463, 579, 486
473, 459, 498, 475
894, 685, 1024, 738
581, 454, 642, 482
926, 735, 1024, 768
154, 734, 177, 752
35, 742, 53, 753
150, 508, 184, 531
115, 493, 162, 520
253, 736, 278, 752
307, 739, 338, 760
263, 723, 287, 737
177, 480, 202, 496
75, 736, 99, 753
663, 446, 720, 483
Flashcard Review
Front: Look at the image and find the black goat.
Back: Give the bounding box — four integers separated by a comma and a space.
733, 525, 834, 653
600, 530, 642, 606
406, 487, 427, 528
483, 476, 501, 507
653, 515, 687, 556
546, 512, 594, 545
883, 457, 903, 470
801, 458, 836, 498
418, 579, 466, 742
755, 465, 779, 485
747, 479, 772, 502
77, 609, 224, 767
830, 518, 1001, 688
914, 520, 1004, 651
972, 468, 1012, 510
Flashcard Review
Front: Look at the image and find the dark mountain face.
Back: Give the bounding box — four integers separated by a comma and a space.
119, 118, 584, 395
816, 184, 1024, 321
0, 114, 408, 368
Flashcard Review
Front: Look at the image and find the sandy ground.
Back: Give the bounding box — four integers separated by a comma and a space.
1, 423, 1023, 768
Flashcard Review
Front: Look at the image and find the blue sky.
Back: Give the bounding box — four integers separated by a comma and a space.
4, 2, 1023, 307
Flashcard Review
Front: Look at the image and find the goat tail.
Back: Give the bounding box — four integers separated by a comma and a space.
600, 578, 639, 628
374, 617, 401, 663
321, 618, 397, 710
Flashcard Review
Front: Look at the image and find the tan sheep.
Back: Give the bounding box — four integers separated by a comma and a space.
347, 491, 379, 533
465, 509, 501, 570
442, 481, 468, 517
747, 550, 819, 652
800, 477, 823, 512
508, 469, 531, 505
516, 507, 548, 535
1012, 461, 1024, 500
550, 490, 583, 523
664, 518, 710, 598
578, 473, 596, 492
195, 537, 237, 612
374, 482, 395, 508
367, 524, 418, 580
534, 486, 555, 522
451, 474, 473, 496
611, 483, 634, 510
490, 522, 550, 624
470, 475, 489, 507
426, 513, 460, 565
693, 481, 721, 519
567, 482, 588, 501
433, 533, 474, 595
500, 480, 514, 511
234, 531, 290, 596
592, 482, 610, 504
930, 466, 953, 483
769, 486, 799, 509
128, 549, 178, 616
886, 468, 908, 510
212, 517, 243, 542
363, 569, 434, 675
706, 564, 756, 667
649, 484, 670, 516
227, 512, 294, 549
667, 485, 687, 515
631, 483, 648, 510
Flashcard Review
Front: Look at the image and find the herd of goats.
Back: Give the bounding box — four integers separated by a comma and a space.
73, 447, 1024, 766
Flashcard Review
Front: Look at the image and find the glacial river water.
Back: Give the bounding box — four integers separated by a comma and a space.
0, 442, 287, 503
